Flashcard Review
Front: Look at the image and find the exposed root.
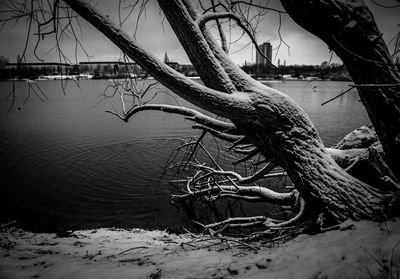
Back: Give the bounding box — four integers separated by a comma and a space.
167, 133, 305, 239
183, 162, 277, 184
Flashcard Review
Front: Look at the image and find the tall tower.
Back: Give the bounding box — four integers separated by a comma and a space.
256, 42, 272, 65
256, 42, 272, 76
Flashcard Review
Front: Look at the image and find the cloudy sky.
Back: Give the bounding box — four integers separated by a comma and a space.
0, 0, 398, 66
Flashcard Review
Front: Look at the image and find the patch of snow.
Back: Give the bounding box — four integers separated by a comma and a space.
1, 219, 399, 278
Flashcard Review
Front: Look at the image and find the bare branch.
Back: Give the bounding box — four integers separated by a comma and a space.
211, 0, 228, 53
184, 131, 207, 166
171, 184, 297, 206
229, 1, 286, 14
321, 85, 355, 106
192, 161, 277, 184
202, 216, 267, 235
106, 103, 238, 133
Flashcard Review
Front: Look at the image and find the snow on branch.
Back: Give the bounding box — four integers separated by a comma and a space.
106, 103, 239, 133
171, 184, 296, 206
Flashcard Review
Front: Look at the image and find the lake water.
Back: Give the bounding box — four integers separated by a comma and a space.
0, 79, 370, 233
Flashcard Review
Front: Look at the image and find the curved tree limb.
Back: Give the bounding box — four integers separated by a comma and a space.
190, 162, 278, 184
171, 184, 297, 206
157, 0, 236, 92
265, 196, 306, 228
210, 0, 228, 54
106, 103, 238, 133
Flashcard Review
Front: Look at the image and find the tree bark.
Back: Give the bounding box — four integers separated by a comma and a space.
280, 0, 400, 181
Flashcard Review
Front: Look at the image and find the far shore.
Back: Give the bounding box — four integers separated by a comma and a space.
0, 75, 352, 82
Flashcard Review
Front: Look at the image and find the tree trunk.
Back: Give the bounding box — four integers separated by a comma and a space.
240, 89, 389, 222
280, 0, 400, 181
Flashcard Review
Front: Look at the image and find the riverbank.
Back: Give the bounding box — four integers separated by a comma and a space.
1, 219, 399, 279
0, 75, 349, 82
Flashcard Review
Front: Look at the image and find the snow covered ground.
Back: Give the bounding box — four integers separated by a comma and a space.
1, 219, 399, 279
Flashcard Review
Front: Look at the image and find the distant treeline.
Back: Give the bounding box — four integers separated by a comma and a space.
0, 60, 198, 80
241, 62, 352, 81
2, 60, 399, 81
0, 64, 80, 80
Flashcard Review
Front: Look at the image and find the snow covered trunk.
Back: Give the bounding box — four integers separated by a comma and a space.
238, 89, 389, 222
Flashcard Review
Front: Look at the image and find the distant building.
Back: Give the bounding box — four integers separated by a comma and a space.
255, 42, 272, 76
256, 42, 272, 66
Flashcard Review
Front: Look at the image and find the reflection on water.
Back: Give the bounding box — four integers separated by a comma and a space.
0, 79, 369, 232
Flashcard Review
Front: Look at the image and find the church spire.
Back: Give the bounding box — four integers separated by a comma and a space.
164, 52, 170, 63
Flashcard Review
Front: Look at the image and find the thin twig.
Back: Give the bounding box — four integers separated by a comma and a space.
118, 246, 148, 255
321, 86, 355, 106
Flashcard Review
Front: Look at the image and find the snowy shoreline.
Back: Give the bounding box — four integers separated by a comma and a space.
1, 219, 399, 279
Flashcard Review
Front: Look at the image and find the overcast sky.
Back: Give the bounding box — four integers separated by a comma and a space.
0, 0, 398, 66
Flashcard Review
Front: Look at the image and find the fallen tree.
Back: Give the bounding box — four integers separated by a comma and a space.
3, 0, 399, 237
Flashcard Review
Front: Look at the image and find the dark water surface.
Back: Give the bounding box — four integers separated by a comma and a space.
0, 79, 369, 233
